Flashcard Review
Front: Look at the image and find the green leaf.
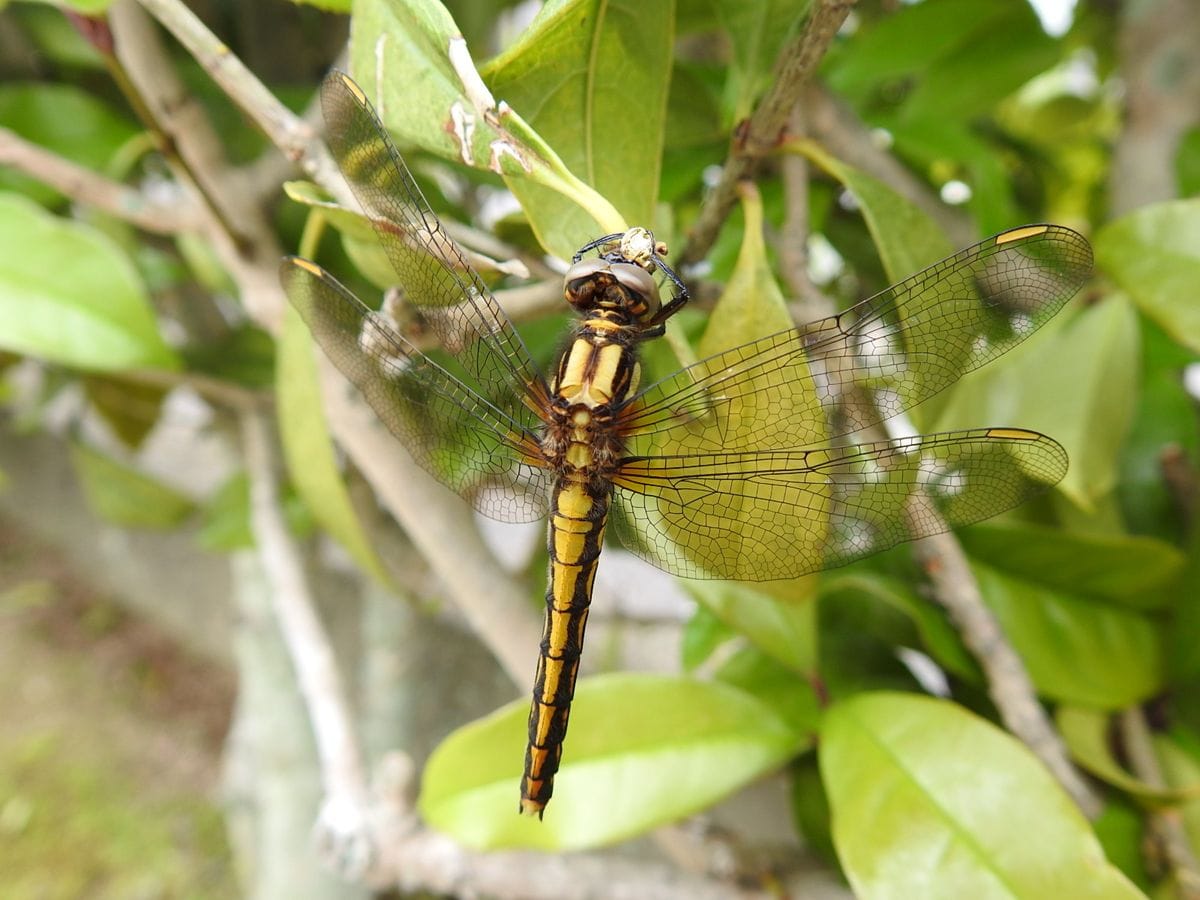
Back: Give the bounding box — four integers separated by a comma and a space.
0, 84, 135, 204
1095, 199, 1200, 354
277, 304, 391, 585
82, 375, 167, 449
793, 141, 952, 282
683, 579, 817, 673
821, 692, 1146, 900
698, 184, 795, 355
196, 473, 253, 551
0, 193, 179, 372
819, 571, 977, 681
970, 558, 1164, 709
958, 522, 1185, 612
482, 0, 675, 257
1057, 706, 1200, 803
713, 646, 822, 736
930, 293, 1138, 511
70, 442, 194, 529
348, 0, 623, 255
790, 755, 838, 867
419, 673, 805, 850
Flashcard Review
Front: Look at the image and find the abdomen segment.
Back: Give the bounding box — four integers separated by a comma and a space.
520, 478, 610, 817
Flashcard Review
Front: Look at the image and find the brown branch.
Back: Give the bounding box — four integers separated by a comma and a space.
909, 513, 1103, 819
109, 0, 285, 328
0, 126, 199, 234
240, 407, 386, 876
134, 0, 349, 207
1110, 0, 1200, 217
679, 0, 855, 267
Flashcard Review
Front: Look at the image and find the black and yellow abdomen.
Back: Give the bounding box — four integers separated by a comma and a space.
520, 316, 640, 816
520, 477, 610, 815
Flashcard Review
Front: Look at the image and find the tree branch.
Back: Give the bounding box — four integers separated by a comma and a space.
909, 517, 1103, 819
679, 0, 855, 267
0, 126, 199, 234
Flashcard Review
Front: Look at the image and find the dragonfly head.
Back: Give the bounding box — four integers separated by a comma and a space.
564, 227, 675, 324
563, 255, 663, 323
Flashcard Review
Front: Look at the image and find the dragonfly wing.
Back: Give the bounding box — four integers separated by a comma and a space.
621, 225, 1091, 456
320, 71, 549, 430
610, 429, 1067, 581
283, 257, 552, 523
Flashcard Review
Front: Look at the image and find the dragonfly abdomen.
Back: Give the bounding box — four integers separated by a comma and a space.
521, 477, 611, 817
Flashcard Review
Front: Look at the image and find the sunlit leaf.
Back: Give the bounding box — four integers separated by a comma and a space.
930, 293, 1137, 510
970, 558, 1163, 709
959, 522, 1184, 612
822, 692, 1145, 899
684, 579, 817, 673
0, 193, 179, 371
483, 0, 674, 257
420, 673, 805, 850
1095, 199, 1200, 354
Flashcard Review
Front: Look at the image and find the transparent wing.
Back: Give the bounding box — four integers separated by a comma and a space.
282, 257, 552, 523
610, 429, 1067, 580
320, 71, 549, 429
621, 225, 1091, 456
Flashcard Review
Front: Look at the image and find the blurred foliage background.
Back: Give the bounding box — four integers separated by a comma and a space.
1, 0, 1199, 897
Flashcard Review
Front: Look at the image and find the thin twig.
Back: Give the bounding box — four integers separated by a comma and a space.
679, 0, 854, 267
0, 127, 199, 234
313, 355, 541, 686
909, 517, 1103, 819
239, 416, 365, 781
135, 0, 349, 206
110, 0, 285, 328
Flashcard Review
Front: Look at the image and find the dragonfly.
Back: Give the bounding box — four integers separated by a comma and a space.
282, 71, 1092, 818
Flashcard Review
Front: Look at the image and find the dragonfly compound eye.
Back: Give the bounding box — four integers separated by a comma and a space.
610, 262, 662, 320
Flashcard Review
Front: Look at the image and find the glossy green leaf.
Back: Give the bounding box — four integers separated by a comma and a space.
1057, 706, 1200, 803
958, 522, 1184, 612
713, 647, 822, 735
70, 442, 194, 529
683, 579, 817, 673
349, 0, 623, 255
930, 293, 1137, 510
0, 193, 179, 371
277, 304, 390, 585
0, 84, 135, 204
970, 558, 1163, 709
482, 0, 674, 258
419, 673, 805, 850
1095, 199, 1200, 354
821, 692, 1145, 900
